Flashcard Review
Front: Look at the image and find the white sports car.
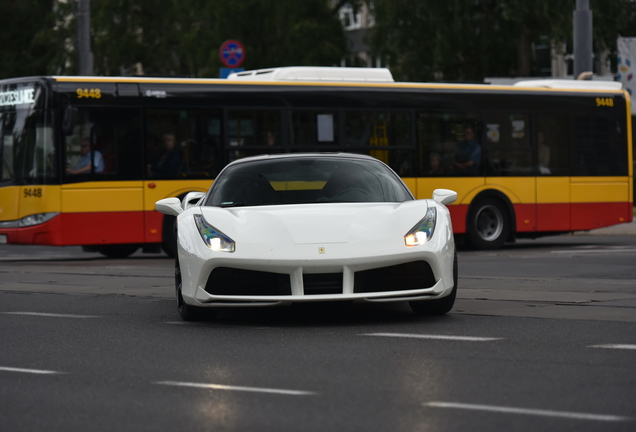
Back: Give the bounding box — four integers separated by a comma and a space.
156, 153, 458, 320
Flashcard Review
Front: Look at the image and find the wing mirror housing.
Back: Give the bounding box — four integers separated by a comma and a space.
432, 189, 457, 206
182, 191, 205, 210
155, 197, 183, 216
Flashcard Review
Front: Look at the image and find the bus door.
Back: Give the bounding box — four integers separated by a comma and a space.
143, 109, 223, 248
534, 114, 571, 232
483, 113, 537, 233
61, 107, 144, 245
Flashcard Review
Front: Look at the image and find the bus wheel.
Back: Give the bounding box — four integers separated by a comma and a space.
97, 244, 139, 258
161, 215, 177, 258
467, 198, 510, 250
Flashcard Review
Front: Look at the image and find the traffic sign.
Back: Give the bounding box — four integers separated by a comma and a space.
219, 40, 245, 68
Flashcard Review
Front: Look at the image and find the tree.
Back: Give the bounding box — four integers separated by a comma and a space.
370, 0, 636, 83
0, 0, 70, 79
89, 0, 347, 77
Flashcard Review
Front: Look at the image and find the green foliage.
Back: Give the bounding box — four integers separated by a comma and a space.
89, 0, 347, 77
1, 0, 634, 81
0, 0, 71, 79
371, 0, 636, 82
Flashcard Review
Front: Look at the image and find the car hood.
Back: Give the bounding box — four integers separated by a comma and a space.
197, 201, 430, 245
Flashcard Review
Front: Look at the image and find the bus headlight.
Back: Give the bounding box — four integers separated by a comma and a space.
19, 212, 59, 227
193, 214, 235, 252
404, 207, 436, 247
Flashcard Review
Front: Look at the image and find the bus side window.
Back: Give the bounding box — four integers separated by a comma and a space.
417, 112, 482, 177
64, 108, 142, 180
483, 114, 531, 176
536, 113, 570, 176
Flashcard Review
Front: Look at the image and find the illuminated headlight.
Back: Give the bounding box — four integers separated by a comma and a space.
404, 207, 436, 247
193, 214, 235, 252
19, 212, 59, 227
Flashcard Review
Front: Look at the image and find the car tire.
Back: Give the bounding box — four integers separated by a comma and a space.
467, 197, 510, 250
409, 251, 457, 316
97, 244, 139, 258
175, 258, 214, 321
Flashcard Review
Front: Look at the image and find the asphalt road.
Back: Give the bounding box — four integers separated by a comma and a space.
1, 229, 635, 431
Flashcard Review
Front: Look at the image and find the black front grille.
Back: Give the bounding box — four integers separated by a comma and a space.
206, 268, 291, 296
303, 273, 343, 295
354, 261, 436, 293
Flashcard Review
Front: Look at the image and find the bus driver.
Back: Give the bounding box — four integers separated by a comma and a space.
67, 138, 104, 175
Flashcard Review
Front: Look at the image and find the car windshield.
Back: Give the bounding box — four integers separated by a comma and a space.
206, 156, 413, 207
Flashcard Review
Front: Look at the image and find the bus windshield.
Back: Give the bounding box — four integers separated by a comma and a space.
0, 85, 55, 185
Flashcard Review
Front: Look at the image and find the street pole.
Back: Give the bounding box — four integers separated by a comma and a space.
573, 0, 593, 79
77, 0, 93, 76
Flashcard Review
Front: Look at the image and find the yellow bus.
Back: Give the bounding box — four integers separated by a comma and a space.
0, 68, 632, 256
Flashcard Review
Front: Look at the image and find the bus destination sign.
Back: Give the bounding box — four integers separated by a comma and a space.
0, 88, 35, 107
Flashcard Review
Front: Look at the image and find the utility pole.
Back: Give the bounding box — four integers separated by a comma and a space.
573, 0, 593, 79
77, 0, 93, 76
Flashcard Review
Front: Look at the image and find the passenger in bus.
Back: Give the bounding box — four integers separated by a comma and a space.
147, 133, 182, 178
427, 152, 446, 176
453, 126, 481, 176
266, 131, 277, 146
440, 140, 458, 175
67, 138, 104, 175
538, 131, 551, 174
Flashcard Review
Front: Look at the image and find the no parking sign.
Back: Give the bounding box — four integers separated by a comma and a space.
219, 40, 245, 68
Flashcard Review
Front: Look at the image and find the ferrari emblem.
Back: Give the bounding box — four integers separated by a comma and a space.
319, 247, 325, 254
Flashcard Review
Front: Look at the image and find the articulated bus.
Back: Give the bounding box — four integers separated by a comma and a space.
0, 67, 632, 257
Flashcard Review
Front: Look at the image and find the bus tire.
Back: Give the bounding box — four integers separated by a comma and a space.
161, 215, 177, 258
97, 244, 139, 258
410, 251, 457, 315
467, 197, 510, 250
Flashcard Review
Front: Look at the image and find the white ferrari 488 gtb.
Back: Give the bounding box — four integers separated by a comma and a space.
156, 153, 457, 320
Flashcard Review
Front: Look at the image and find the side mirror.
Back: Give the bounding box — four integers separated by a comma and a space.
62, 106, 77, 136
182, 191, 205, 210
156, 197, 183, 216
432, 189, 457, 206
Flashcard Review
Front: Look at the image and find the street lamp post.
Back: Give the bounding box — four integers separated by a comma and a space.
77, 0, 93, 76
573, 0, 593, 79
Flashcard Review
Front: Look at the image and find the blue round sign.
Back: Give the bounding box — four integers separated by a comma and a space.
219, 40, 245, 67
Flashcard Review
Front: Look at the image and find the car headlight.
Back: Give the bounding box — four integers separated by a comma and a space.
404, 207, 436, 247
193, 214, 235, 252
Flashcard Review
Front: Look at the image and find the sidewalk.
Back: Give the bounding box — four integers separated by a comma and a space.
575, 220, 636, 236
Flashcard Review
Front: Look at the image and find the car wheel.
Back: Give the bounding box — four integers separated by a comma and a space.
162, 215, 177, 258
97, 244, 139, 258
175, 258, 213, 321
467, 198, 510, 250
409, 251, 457, 315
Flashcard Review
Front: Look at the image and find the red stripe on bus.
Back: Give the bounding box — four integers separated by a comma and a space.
61, 212, 145, 245
1, 203, 631, 246
448, 202, 632, 235
570, 202, 633, 230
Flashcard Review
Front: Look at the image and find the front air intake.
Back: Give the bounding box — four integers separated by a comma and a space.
354, 261, 436, 293
206, 268, 291, 296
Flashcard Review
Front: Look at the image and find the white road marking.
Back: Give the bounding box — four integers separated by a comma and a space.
590, 344, 636, 350
361, 333, 502, 341
1, 312, 99, 318
424, 402, 629, 422
0, 366, 62, 375
155, 381, 317, 396
552, 248, 636, 254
